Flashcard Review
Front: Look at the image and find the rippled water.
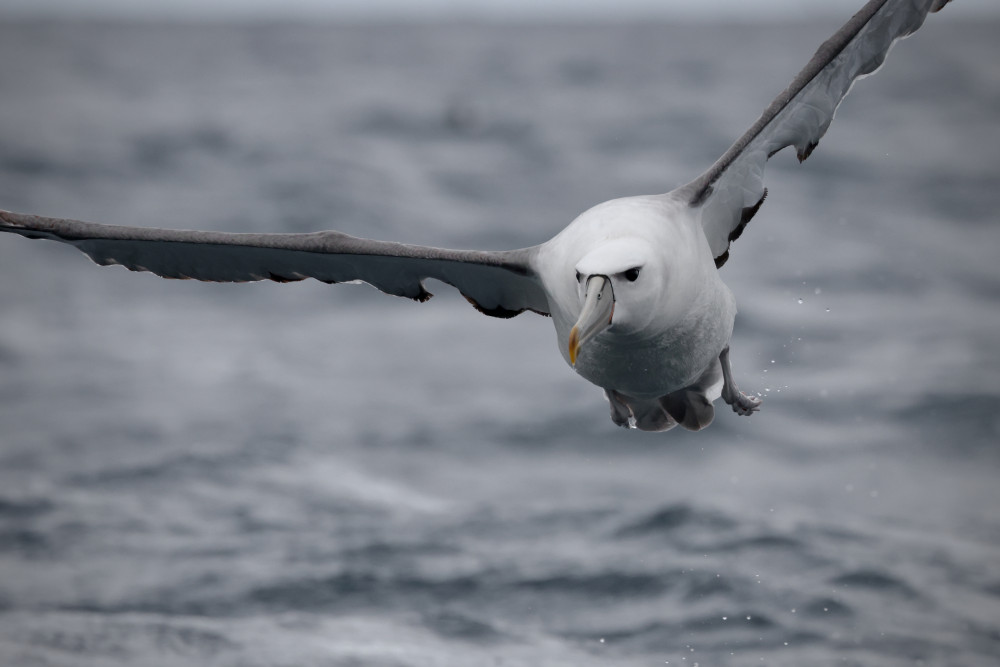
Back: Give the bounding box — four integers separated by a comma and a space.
0, 17, 998, 667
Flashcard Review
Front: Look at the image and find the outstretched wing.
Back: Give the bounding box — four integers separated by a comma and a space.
0, 209, 549, 318
677, 0, 951, 268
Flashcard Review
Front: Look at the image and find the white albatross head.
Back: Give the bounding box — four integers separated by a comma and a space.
568, 237, 662, 366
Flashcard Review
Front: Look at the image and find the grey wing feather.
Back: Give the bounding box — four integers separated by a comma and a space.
0, 209, 550, 318
677, 0, 951, 267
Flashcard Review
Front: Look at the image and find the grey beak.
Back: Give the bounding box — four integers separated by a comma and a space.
568, 275, 614, 366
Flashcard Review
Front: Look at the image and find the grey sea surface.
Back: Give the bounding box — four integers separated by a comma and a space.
0, 17, 998, 667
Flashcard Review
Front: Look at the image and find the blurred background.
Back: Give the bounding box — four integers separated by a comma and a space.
0, 1, 998, 665
5, 0, 998, 21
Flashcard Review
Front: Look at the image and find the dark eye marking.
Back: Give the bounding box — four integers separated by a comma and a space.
624, 267, 641, 282
575, 271, 582, 282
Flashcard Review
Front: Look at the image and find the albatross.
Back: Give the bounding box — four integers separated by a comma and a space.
0, 0, 951, 432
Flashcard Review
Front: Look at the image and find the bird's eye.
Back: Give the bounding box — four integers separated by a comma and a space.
575, 271, 582, 282
624, 267, 641, 282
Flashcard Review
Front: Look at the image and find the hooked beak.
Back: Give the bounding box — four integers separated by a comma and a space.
568, 275, 615, 366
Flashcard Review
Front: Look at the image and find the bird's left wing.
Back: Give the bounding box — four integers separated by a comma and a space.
676, 0, 951, 268
0, 209, 549, 318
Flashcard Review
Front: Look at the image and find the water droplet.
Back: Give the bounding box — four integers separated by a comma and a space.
796, 298, 804, 304
814, 287, 822, 295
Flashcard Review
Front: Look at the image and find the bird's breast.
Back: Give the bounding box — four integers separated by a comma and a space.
565, 285, 735, 398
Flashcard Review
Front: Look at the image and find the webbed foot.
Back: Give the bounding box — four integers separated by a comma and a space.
719, 346, 762, 417
723, 388, 762, 416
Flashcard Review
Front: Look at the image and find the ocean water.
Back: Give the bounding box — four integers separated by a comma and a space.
0, 16, 998, 667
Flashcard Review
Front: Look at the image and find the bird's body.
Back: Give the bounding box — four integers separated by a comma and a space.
542, 195, 727, 389
0, 0, 953, 432
535, 195, 741, 429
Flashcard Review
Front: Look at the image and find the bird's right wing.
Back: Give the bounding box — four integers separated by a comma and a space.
676, 0, 951, 268
0, 209, 550, 318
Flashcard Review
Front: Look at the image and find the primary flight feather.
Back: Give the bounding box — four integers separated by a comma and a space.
0, 0, 951, 432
